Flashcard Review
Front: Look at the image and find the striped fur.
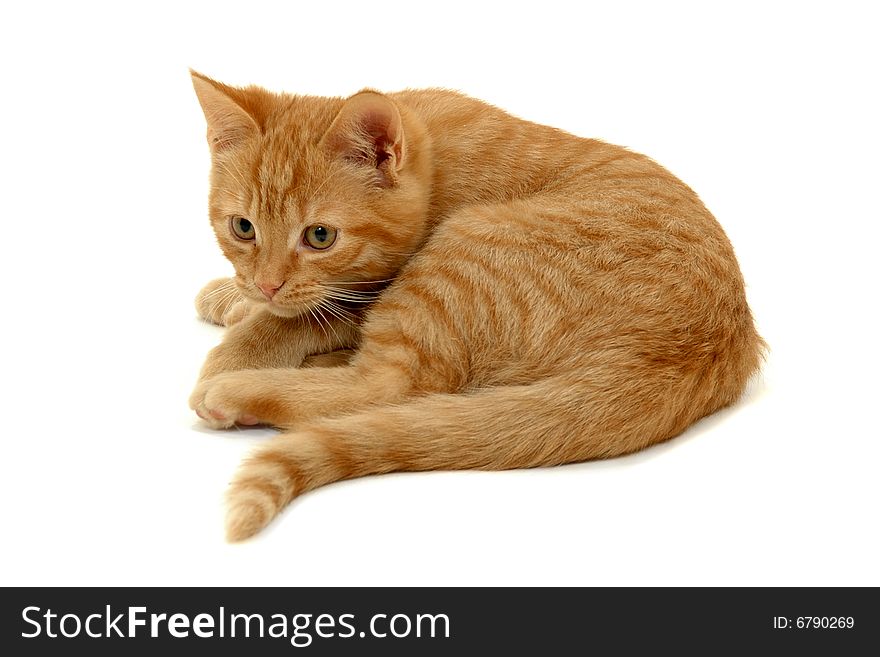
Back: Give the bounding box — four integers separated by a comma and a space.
189, 72, 764, 541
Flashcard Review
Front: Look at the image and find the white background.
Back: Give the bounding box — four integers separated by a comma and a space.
1, 1, 877, 586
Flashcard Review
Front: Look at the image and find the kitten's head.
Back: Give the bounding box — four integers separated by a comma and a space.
191, 71, 431, 317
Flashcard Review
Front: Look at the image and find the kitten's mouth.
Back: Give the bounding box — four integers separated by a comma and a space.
261, 294, 325, 319
262, 299, 310, 318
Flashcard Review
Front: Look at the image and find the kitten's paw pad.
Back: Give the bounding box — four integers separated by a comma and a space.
195, 278, 246, 326
189, 378, 236, 429
189, 373, 263, 429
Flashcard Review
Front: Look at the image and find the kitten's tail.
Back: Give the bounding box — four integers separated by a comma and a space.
225, 347, 760, 541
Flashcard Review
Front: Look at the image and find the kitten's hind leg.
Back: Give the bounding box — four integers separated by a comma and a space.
195, 277, 252, 327
220, 368, 675, 541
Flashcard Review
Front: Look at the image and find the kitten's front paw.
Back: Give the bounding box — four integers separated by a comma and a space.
189, 373, 265, 429
195, 278, 251, 326
222, 300, 252, 326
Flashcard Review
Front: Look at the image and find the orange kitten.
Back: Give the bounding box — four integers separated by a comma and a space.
189, 71, 764, 542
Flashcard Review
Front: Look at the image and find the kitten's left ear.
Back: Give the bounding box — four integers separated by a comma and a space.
321, 92, 406, 187
190, 70, 266, 153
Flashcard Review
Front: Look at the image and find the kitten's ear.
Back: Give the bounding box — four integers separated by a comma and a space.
190, 70, 261, 152
321, 92, 406, 187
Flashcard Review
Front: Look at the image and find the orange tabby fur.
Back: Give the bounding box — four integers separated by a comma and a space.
189, 71, 764, 542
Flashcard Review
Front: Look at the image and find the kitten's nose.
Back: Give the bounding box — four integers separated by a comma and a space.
256, 281, 283, 300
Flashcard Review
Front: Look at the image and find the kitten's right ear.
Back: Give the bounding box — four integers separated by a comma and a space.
320, 91, 406, 187
190, 70, 260, 152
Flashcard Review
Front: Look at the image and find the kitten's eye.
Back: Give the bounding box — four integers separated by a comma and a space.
230, 216, 256, 241
303, 225, 338, 250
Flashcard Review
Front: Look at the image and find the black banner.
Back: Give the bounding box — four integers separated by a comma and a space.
1, 587, 875, 654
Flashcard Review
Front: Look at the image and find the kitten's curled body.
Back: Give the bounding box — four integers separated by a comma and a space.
189, 73, 764, 541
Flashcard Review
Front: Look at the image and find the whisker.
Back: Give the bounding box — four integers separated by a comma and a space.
322, 284, 381, 293
329, 278, 397, 286
201, 282, 238, 302
328, 299, 362, 326
206, 287, 238, 320
217, 159, 249, 190
319, 309, 358, 337
322, 286, 381, 297
306, 305, 329, 342
319, 284, 383, 308
314, 303, 346, 345
322, 293, 378, 305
